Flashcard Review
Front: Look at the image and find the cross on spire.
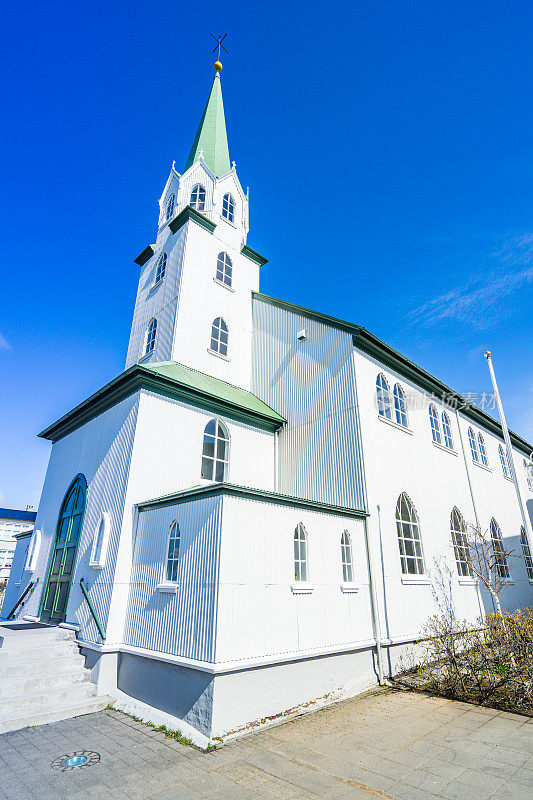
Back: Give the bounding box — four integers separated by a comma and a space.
211, 33, 228, 62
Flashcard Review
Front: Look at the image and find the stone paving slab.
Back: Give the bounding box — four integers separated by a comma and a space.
0, 687, 531, 800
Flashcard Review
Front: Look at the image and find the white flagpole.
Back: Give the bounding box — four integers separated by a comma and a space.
484, 351, 533, 554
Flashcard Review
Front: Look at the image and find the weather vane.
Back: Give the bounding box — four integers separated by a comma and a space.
211, 33, 228, 72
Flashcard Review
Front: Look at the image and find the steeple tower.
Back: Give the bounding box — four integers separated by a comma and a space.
184, 67, 231, 178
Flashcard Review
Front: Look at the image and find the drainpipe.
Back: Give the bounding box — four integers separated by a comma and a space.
363, 516, 384, 685
484, 351, 533, 554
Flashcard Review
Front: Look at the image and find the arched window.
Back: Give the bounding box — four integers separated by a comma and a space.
201, 419, 229, 482
468, 428, 479, 462
144, 318, 157, 356
376, 374, 392, 419
190, 184, 206, 211
520, 526, 533, 579
222, 193, 235, 222
393, 384, 408, 427
165, 521, 180, 583
450, 508, 472, 577
499, 445, 510, 478
395, 493, 424, 575
210, 317, 228, 356
165, 194, 175, 221
294, 523, 308, 582
442, 412, 453, 449
477, 434, 488, 466
489, 518, 509, 578
429, 404, 441, 444
341, 530, 353, 583
90, 513, 111, 569
155, 252, 167, 284
216, 252, 233, 287
524, 459, 533, 490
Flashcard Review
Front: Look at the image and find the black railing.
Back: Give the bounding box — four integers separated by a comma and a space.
4, 578, 39, 621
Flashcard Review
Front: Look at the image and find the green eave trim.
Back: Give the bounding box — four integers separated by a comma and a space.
169, 205, 216, 235
39, 366, 285, 442
134, 245, 155, 266
241, 244, 268, 267
136, 482, 368, 518
252, 292, 533, 457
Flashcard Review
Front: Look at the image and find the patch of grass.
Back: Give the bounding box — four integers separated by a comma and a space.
107, 706, 220, 751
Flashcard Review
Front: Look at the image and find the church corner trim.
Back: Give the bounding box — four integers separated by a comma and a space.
135, 482, 368, 519
134, 245, 155, 266
169, 205, 216, 235
240, 244, 268, 267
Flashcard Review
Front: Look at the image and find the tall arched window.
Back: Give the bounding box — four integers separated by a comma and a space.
520, 527, 533, 579
165, 521, 180, 583
155, 252, 167, 284
190, 184, 206, 211
429, 404, 441, 444
489, 518, 509, 578
468, 427, 479, 462
520, 525, 533, 581
144, 318, 157, 356
477, 433, 488, 466
499, 445, 510, 478
450, 507, 472, 577
341, 530, 353, 583
442, 412, 453, 449
294, 523, 308, 582
201, 419, 229, 482
393, 384, 408, 427
216, 252, 233, 287
395, 493, 424, 575
222, 193, 235, 222
524, 459, 533, 490
376, 374, 392, 419
165, 194, 175, 221
210, 317, 228, 356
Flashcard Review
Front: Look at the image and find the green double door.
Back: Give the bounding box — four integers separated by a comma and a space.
40, 476, 86, 623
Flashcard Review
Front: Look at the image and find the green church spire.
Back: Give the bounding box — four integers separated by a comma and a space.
184, 69, 231, 178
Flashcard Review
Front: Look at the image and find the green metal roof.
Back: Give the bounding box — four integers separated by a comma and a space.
143, 361, 285, 423
184, 73, 230, 178
39, 360, 285, 442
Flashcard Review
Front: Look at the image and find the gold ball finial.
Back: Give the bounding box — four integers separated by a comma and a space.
214, 61, 223, 72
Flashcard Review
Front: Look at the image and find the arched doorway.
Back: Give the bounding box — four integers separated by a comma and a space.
40, 475, 86, 623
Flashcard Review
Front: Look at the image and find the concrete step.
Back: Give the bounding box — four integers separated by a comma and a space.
0, 681, 98, 718
0, 696, 110, 735
0, 652, 85, 681
0, 641, 80, 666
0, 627, 76, 651
0, 666, 91, 699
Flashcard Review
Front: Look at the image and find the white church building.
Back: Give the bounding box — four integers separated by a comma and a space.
3, 63, 533, 744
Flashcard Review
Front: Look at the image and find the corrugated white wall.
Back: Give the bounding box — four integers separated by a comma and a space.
252, 299, 367, 511
354, 347, 533, 641
215, 496, 372, 664
9, 395, 140, 639
123, 496, 222, 661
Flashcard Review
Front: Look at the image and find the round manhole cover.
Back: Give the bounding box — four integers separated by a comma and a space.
51, 750, 100, 771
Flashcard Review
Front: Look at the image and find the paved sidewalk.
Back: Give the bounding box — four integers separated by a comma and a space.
0, 687, 531, 800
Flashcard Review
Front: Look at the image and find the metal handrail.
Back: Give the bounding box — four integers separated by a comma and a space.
79, 578, 106, 641
4, 578, 39, 621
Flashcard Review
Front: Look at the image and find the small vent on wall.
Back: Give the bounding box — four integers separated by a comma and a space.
297, 329, 306, 341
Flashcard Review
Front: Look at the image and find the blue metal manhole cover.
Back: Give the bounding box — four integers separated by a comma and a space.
51, 750, 100, 771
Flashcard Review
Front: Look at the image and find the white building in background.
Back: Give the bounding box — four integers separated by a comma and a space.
0, 507, 36, 581
3, 63, 533, 746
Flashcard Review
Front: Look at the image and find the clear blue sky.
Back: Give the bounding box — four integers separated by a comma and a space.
1, 1, 532, 509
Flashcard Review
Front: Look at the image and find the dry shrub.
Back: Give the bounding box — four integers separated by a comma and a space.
419, 608, 533, 714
